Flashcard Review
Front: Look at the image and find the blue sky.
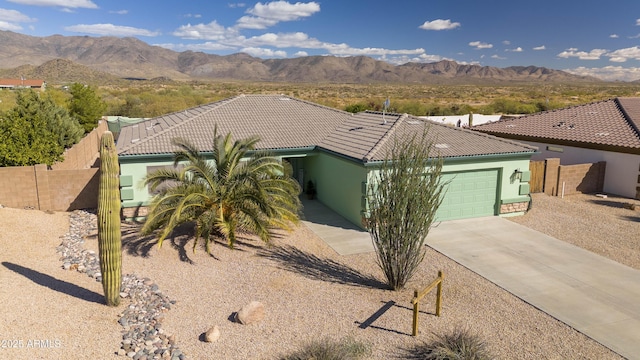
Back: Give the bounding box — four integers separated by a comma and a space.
2, 0, 640, 81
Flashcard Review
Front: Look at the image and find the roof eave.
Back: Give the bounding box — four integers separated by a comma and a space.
477, 132, 640, 156
363, 150, 536, 167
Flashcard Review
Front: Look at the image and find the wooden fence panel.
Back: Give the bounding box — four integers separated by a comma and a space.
529, 161, 545, 193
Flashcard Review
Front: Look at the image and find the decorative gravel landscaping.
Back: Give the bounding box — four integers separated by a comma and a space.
1, 193, 634, 359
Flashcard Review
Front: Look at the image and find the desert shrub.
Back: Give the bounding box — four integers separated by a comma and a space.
345, 102, 370, 113
281, 337, 370, 360
401, 328, 493, 360
365, 128, 447, 290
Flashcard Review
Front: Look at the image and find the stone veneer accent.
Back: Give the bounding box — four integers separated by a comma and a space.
500, 201, 529, 214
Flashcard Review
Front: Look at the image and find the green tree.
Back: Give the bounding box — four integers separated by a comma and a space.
68, 83, 107, 133
344, 103, 370, 113
365, 128, 448, 290
141, 128, 302, 254
0, 90, 81, 166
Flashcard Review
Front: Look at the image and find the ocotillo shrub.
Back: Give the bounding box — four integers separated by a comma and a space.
97, 131, 122, 306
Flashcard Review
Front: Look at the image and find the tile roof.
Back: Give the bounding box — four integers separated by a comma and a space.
320, 111, 537, 162
117, 94, 536, 162
117, 95, 347, 156
0, 78, 45, 87
473, 98, 640, 153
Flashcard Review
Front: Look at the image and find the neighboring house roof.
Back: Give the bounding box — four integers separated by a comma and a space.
473, 97, 640, 154
0, 78, 45, 88
117, 94, 537, 162
418, 114, 502, 127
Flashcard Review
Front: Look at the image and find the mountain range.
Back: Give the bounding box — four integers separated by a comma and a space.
0, 30, 602, 84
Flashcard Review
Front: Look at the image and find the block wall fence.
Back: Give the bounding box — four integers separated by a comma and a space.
541, 158, 606, 197
0, 121, 107, 211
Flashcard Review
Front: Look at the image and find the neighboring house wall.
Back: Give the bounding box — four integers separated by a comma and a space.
524, 141, 639, 199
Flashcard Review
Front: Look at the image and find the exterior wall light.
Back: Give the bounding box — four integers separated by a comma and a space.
513, 168, 523, 181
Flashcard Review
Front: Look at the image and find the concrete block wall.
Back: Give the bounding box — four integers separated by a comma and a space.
543, 158, 561, 196
0, 122, 107, 211
0, 166, 39, 208
51, 120, 107, 170
556, 161, 606, 196
542, 158, 606, 196
47, 168, 99, 210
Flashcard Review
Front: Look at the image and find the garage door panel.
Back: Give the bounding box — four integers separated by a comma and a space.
436, 169, 499, 221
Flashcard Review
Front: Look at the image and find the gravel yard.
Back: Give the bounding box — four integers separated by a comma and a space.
508, 193, 640, 270
1, 193, 635, 359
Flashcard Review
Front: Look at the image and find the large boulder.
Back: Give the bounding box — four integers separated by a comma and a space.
235, 301, 265, 325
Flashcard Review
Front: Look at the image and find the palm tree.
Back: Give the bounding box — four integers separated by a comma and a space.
141, 128, 302, 253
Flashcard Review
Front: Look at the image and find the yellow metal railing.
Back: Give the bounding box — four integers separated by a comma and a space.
411, 270, 444, 336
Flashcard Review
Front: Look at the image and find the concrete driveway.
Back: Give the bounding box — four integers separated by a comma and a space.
301, 198, 640, 358
426, 216, 640, 360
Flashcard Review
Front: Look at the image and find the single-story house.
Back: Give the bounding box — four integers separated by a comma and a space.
116, 94, 537, 227
0, 78, 46, 91
473, 97, 640, 199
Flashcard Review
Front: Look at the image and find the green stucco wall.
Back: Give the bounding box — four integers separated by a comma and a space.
304, 152, 369, 227
439, 155, 532, 204
120, 150, 532, 227
119, 156, 175, 209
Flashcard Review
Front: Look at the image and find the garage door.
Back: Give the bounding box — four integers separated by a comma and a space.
436, 169, 499, 221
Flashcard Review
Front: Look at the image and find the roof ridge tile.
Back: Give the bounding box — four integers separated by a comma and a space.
362, 113, 406, 162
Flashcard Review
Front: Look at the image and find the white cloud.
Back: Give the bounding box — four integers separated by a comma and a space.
173, 21, 232, 40
605, 46, 640, 62
183, 13, 202, 18
506, 47, 523, 52
565, 65, 640, 81
64, 23, 160, 37
228, 3, 246, 8
533, 45, 546, 50
557, 48, 607, 60
109, 9, 128, 15
610, 34, 619, 38
7, 0, 97, 8
469, 41, 493, 49
0, 20, 23, 31
236, 1, 320, 30
293, 50, 308, 57
418, 19, 460, 31
241, 31, 313, 48
322, 42, 424, 56
636, 18, 640, 26
502, 40, 510, 45
154, 42, 236, 52
240, 47, 287, 57
380, 53, 446, 65
0, 8, 36, 22
491, 54, 506, 59
557, 46, 640, 63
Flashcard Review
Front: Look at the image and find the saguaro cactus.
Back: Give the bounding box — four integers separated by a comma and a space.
98, 131, 122, 307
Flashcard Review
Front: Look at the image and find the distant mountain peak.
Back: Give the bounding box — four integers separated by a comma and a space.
0, 30, 602, 84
